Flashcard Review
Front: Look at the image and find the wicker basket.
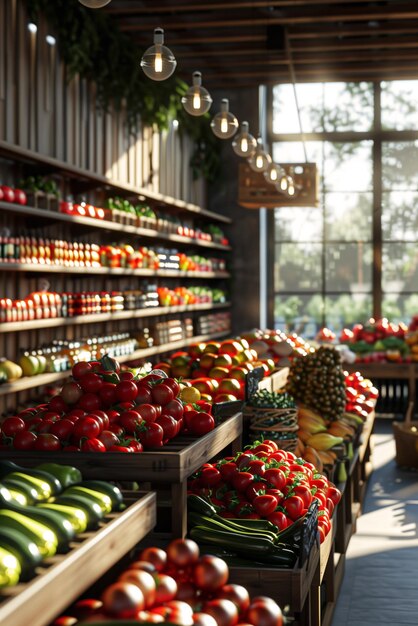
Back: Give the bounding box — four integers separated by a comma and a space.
393, 402, 418, 469
245, 406, 299, 451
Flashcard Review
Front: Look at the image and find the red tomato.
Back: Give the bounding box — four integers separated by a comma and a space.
251, 443, 274, 455
231, 472, 254, 492
99, 383, 117, 406
116, 380, 138, 403
253, 494, 278, 517
263, 468, 286, 491
311, 477, 328, 491
33, 433, 61, 451
98, 430, 120, 450
12, 430, 37, 450
1, 417, 26, 437
194, 555, 229, 591
293, 484, 313, 509
164, 378, 181, 398
81, 438, 106, 452
218, 461, 239, 482
13, 188, 27, 205
101, 582, 144, 618
326, 497, 335, 517
78, 393, 101, 412
193, 613, 218, 626
245, 480, 267, 502
154, 574, 178, 604
246, 597, 283, 626
167, 538, 199, 567
267, 510, 289, 530
136, 404, 158, 424
151, 383, 175, 406
200, 465, 222, 487
135, 383, 153, 404
203, 599, 239, 626
247, 460, 266, 477
216, 584, 250, 616
140, 547, 167, 572
164, 398, 184, 421
48, 396, 68, 414
79, 372, 104, 394
60, 382, 83, 405
269, 451, 287, 463
139, 422, 164, 448
235, 452, 254, 469
109, 445, 132, 453
314, 492, 327, 508
72, 416, 101, 442
188, 412, 215, 436
119, 410, 143, 434
327, 485, 342, 505
72, 361, 93, 379
263, 439, 279, 452
49, 419, 75, 442
283, 495, 304, 521
118, 569, 156, 608
120, 371, 134, 381
156, 414, 178, 440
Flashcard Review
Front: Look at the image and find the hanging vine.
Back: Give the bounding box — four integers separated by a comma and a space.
23, 0, 220, 181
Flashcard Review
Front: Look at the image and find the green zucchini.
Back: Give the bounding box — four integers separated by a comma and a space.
77, 481, 124, 510
0, 462, 62, 495
62, 486, 112, 514
188, 512, 278, 543
54, 494, 104, 529
190, 525, 276, 555
0, 546, 21, 588
0, 526, 42, 580
36, 503, 87, 534
226, 517, 278, 532
0, 510, 57, 558
188, 494, 217, 517
1, 478, 38, 505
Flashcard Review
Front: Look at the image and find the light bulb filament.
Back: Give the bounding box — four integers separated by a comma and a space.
193, 92, 201, 110
154, 52, 163, 73
256, 155, 264, 169
240, 137, 248, 152
280, 177, 288, 191
270, 170, 278, 181
220, 117, 228, 134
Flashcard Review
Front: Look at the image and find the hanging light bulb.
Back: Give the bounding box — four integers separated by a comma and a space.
78, 0, 112, 8
232, 121, 257, 158
264, 162, 282, 185
248, 137, 272, 173
210, 99, 239, 139
278, 171, 289, 192
140, 28, 177, 81
181, 72, 212, 116
287, 176, 297, 196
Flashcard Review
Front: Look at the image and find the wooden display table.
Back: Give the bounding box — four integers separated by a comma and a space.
2, 413, 242, 537
345, 362, 417, 411
0, 490, 156, 626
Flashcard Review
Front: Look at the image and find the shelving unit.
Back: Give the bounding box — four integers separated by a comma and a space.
0, 262, 231, 277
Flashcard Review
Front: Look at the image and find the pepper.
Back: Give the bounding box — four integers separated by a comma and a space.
35, 463, 82, 490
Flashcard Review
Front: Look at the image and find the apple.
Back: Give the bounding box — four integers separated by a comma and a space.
13, 188, 27, 205
18, 354, 39, 377
213, 354, 233, 368
218, 340, 244, 356
1, 186, 15, 203
199, 353, 218, 370
208, 366, 230, 380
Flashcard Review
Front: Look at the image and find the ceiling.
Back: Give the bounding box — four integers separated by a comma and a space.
105, 0, 418, 90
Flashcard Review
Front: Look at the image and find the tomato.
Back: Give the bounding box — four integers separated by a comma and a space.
231, 472, 254, 492
326, 497, 335, 517
108, 423, 124, 438
194, 555, 229, 591
154, 573, 178, 604
327, 485, 341, 505
269, 451, 287, 463
33, 433, 61, 451
217, 584, 250, 616
48, 396, 68, 413
247, 597, 283, 626
36, 419, 56, 434
151, 382, 175, 406
139, 422, 164, 448
72, 361, 93, 379
267, 510, 289, 530
253, 494, 278, 517
71, 598, 103, 619
283, 495, 304, 521
1, 417, 26, 438
99, 382, 117, 406
78, 393, 101, 412
318, 525, 327, 543
98, 430, 120, 450
140, 546, 167, 572
13, 430, 37, 450
120, 371, 134, 381
164, 377, 181, 397
156, 414, 178, 440
49, 419, 75, 442
314, 492, 327, 508
293, 484, 313, 509
135, 383, 153, 404
72, 416, 101, 443
167, 538, 199, 567
199, 465, 222, 487
218, 461, 239, 482
164, 398, 184, 421
80, 438, 106, 452
189, 412, 215, 436
265, 488, 283, 502
246, 460, 266, 477
136, 404, 158, 424
193, 613, 218, 626
128, 560, 156, 574
109, 445, 132, 452
60, 382, 83, 405
116, 380, 138, 403
263, 468, 286, 490
311, 477, 328, 491
251, 443, 274, 455
119, 569, 156, 608
119, 410, 143, 434
78, 372, 103, 394
263, 439, 279, 452
101, 582, 144, 618
203, 599, 239, 626
235, 452, 254, 469
245, 480, 267, 502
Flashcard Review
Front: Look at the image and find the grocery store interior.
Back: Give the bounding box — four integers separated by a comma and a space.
0, 1, 418, 625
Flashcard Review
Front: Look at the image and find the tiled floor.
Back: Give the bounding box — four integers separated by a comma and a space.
331, 420, 418, 626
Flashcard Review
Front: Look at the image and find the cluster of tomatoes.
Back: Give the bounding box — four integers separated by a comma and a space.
188, 440, 341, 543
0, 185, 27, 205
52, 538, 284, 626
0, 357, 217, 453
344, 371, 379, 418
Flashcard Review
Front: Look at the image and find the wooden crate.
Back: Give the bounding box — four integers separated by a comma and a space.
0, 490, 156, 626
1, 413, 242, 537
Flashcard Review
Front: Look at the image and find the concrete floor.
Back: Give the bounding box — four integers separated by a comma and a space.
331, 420, 418, 626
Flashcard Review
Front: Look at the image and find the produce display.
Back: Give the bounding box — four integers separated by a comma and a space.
245, 390, 298, 452
0, 461, 123, 587
187, 439, 341, 546
338, 317, 416, 363
286, 346, 346, 421
0, 355, 229, 452
50, 538, 284, 626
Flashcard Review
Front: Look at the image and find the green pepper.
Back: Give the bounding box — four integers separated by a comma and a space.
35, 463, 82, 489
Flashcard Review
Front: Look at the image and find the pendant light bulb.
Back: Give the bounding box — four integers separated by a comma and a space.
279, 172, 289, 192
210, 99, 239, 139
78, 0, 112, 7
264, 162, 281, 185
141, 28, 177, 81
232, 121, 257, 157
181, 72, 212, 116
248, 137, 272, 173
287, 176, 296, 196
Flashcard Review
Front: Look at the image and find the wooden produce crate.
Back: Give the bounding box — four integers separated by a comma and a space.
2, 413, 242, 537
0, 490, 156, 626
257, 367, 289, 393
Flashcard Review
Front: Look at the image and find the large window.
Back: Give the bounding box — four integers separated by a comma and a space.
270, 81, 418, 337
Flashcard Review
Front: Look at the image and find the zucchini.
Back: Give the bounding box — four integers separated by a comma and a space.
0, 546, 21, 588
189, 525, 276, 555
188, 512, 278, 543
0, 462, 62, 495
0, 510, 57, 558
188, 494, 217, 517
0, 526, 42, 580
35, 463, 82, 489
37, 503, 87, 534
2, 477, 39, 505
54, 494, 104, 529
78, 481, 124, 511
62, 486, 112, 514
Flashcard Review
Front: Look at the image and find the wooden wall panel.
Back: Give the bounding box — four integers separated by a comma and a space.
5, 0, 17, 145
0, 1, 6, 140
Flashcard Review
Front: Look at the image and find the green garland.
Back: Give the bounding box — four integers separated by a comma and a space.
24, 0, 220, 181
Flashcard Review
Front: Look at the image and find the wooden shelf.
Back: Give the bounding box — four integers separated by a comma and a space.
0, 202, 232, 251
0, 303, 231, 333
0, 490, 156, 626
0, 261, 231, 278
0, 329, 231, 396
0, 140, 232, 224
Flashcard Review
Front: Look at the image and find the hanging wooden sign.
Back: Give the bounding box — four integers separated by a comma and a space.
238, 162, 318, 208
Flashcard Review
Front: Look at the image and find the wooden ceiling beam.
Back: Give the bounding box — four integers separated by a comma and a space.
292, 35, 418, 52
134, 34, 266, 45
288, 21, 418, 40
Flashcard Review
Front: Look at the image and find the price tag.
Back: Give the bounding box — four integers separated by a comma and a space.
245, 366, 265, 401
